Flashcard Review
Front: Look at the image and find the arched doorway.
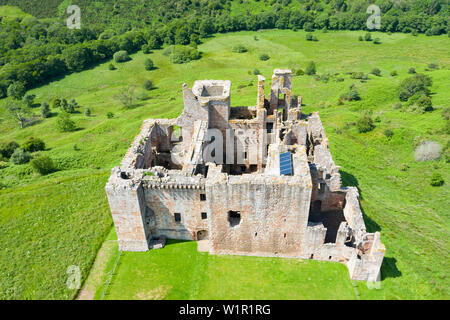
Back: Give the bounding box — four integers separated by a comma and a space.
197, 230, 208, 240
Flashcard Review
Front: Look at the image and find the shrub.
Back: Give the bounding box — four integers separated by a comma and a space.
398, 73, 432, 101
253, 69, 260, 75
371, 68, 381, 76
23, 94, 36, 108
232, 45, 247, 53
144, 58, 154, 70
400, 163, 409, 171
41, 102, 50, 118
384, 129, 394, 138
56, 111, 76, 132
11, 148, 31, 165
7, 82, 26, 100
295, 69, 304, 76
358, 35, 363, 41
408, 67, 416, 74
357, 114, 375, 133
137, 90, 150, 101
107, 112, 114, 119
108, 64, 116, 70
427, 63, 439, 70
0, 141, 20, 159
442, 107, 450, 120
340, 86, 361, 101
390, 70, 398, 77
52, 98, 61, 109
416, 96, 433, 112
143, 80, 153, 90
430, 173, 444, 186
392, 102, 402, 110
305, 61, 316, 75
306, 33, 313, 41
351, 72, 368, 80
30, 155, 55, 175
22, 137, 45, 153
113, 50, 130, 63
142, 44, 151, 54
373, 38, 381, 44
166, 45, 200, 64
364, 32, 372, 41
414, 141, 442, 161
259, 53, 270, 61
84, 108, 91, 116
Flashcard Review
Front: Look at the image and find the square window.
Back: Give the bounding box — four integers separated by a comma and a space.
174, 213, 181, 222
201, 212, 207, 220
200, 194, 206, 201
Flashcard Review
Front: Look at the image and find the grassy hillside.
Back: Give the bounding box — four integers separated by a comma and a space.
0, 29, 449, 299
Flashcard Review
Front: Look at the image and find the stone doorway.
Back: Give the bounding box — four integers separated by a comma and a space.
197, 230, 208, 240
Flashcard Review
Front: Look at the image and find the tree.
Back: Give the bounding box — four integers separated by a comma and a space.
114, 86, 136, 109
364, 32, 372, 41
144, 58, 154, 71
7, 82, 26, 100
357, 114, 375, 133
305, 61, 316, 75
10, 148, 31, 165
259, 53, 270, 61
371, 68, 382, 76
22, 137, 45, 153
41, 102, 50, 118
430, 173, 444, 186
56, 111, 76, 132
143, 80, 153, 91
23, 94, 36, 108
113, 50, 130, 63
84, 108, 91, 116
30, 155, 55, 175
398, 73, 432, 101
0, 141, 20, 159
6, 102, 31, 128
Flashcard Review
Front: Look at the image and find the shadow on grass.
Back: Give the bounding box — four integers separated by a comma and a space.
163, 239, 191, 247
340, 170, 382, 233
381, 257, 402, 280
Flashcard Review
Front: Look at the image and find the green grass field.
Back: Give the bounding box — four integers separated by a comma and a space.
0, 29, 449, 299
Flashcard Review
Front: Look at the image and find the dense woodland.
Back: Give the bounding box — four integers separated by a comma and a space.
0, 0, 448, 95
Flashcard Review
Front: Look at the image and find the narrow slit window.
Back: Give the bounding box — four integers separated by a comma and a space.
200, 193, 206, 201
174, 213, 181, 222
201, 212, 207, 220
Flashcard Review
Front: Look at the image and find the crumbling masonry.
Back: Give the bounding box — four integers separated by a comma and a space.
105, 69, 385, 281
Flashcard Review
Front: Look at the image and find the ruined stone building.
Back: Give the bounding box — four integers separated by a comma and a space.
105, 69, 385, 282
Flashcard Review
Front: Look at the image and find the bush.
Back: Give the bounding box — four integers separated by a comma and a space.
108, 64, 116, 70
11, 148, 31, 165
414, 141, 442, 161
0, 141, 20, 159
442, 107, 450, 120
416, 96, 433, 112
22, 137, 45, 153
306, 33, 313, 41
390, 70, 398, 77
7, 82, 26, 100
357, 114, 375, 133
143, 80, 153, 90
232, 45, 247, 53
373, 38, 381, 44
107, 112, 114, 119
430, 173, 444, 186
41, 102, 50, 118
408, 67, 416, 74
85, 108, 91, 116
52, 98, 61, 109
144, 58, 154, 70
113, 50, 130, 63
305, 61, 316, 75
358, 35, 363, 41
371, 68, 381, 76
384, 129, 394, 138
259, 53, 270, 61
427, 63, 439, 70
253, 68, 260, 75
295, 69, 304, 76
351, 72, 368, 80
340, 86, 361, 101
398, 73, 432, 101
364, 32, 372, 41
56, 111, 76, 132
142, 44, 151, 54
166, 45, 200, 64
30, 155, 55, 175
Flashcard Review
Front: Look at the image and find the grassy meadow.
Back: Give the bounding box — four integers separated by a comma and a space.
0, 29, 449, 299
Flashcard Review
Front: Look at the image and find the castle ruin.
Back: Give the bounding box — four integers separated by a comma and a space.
105, 69, 385, 282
